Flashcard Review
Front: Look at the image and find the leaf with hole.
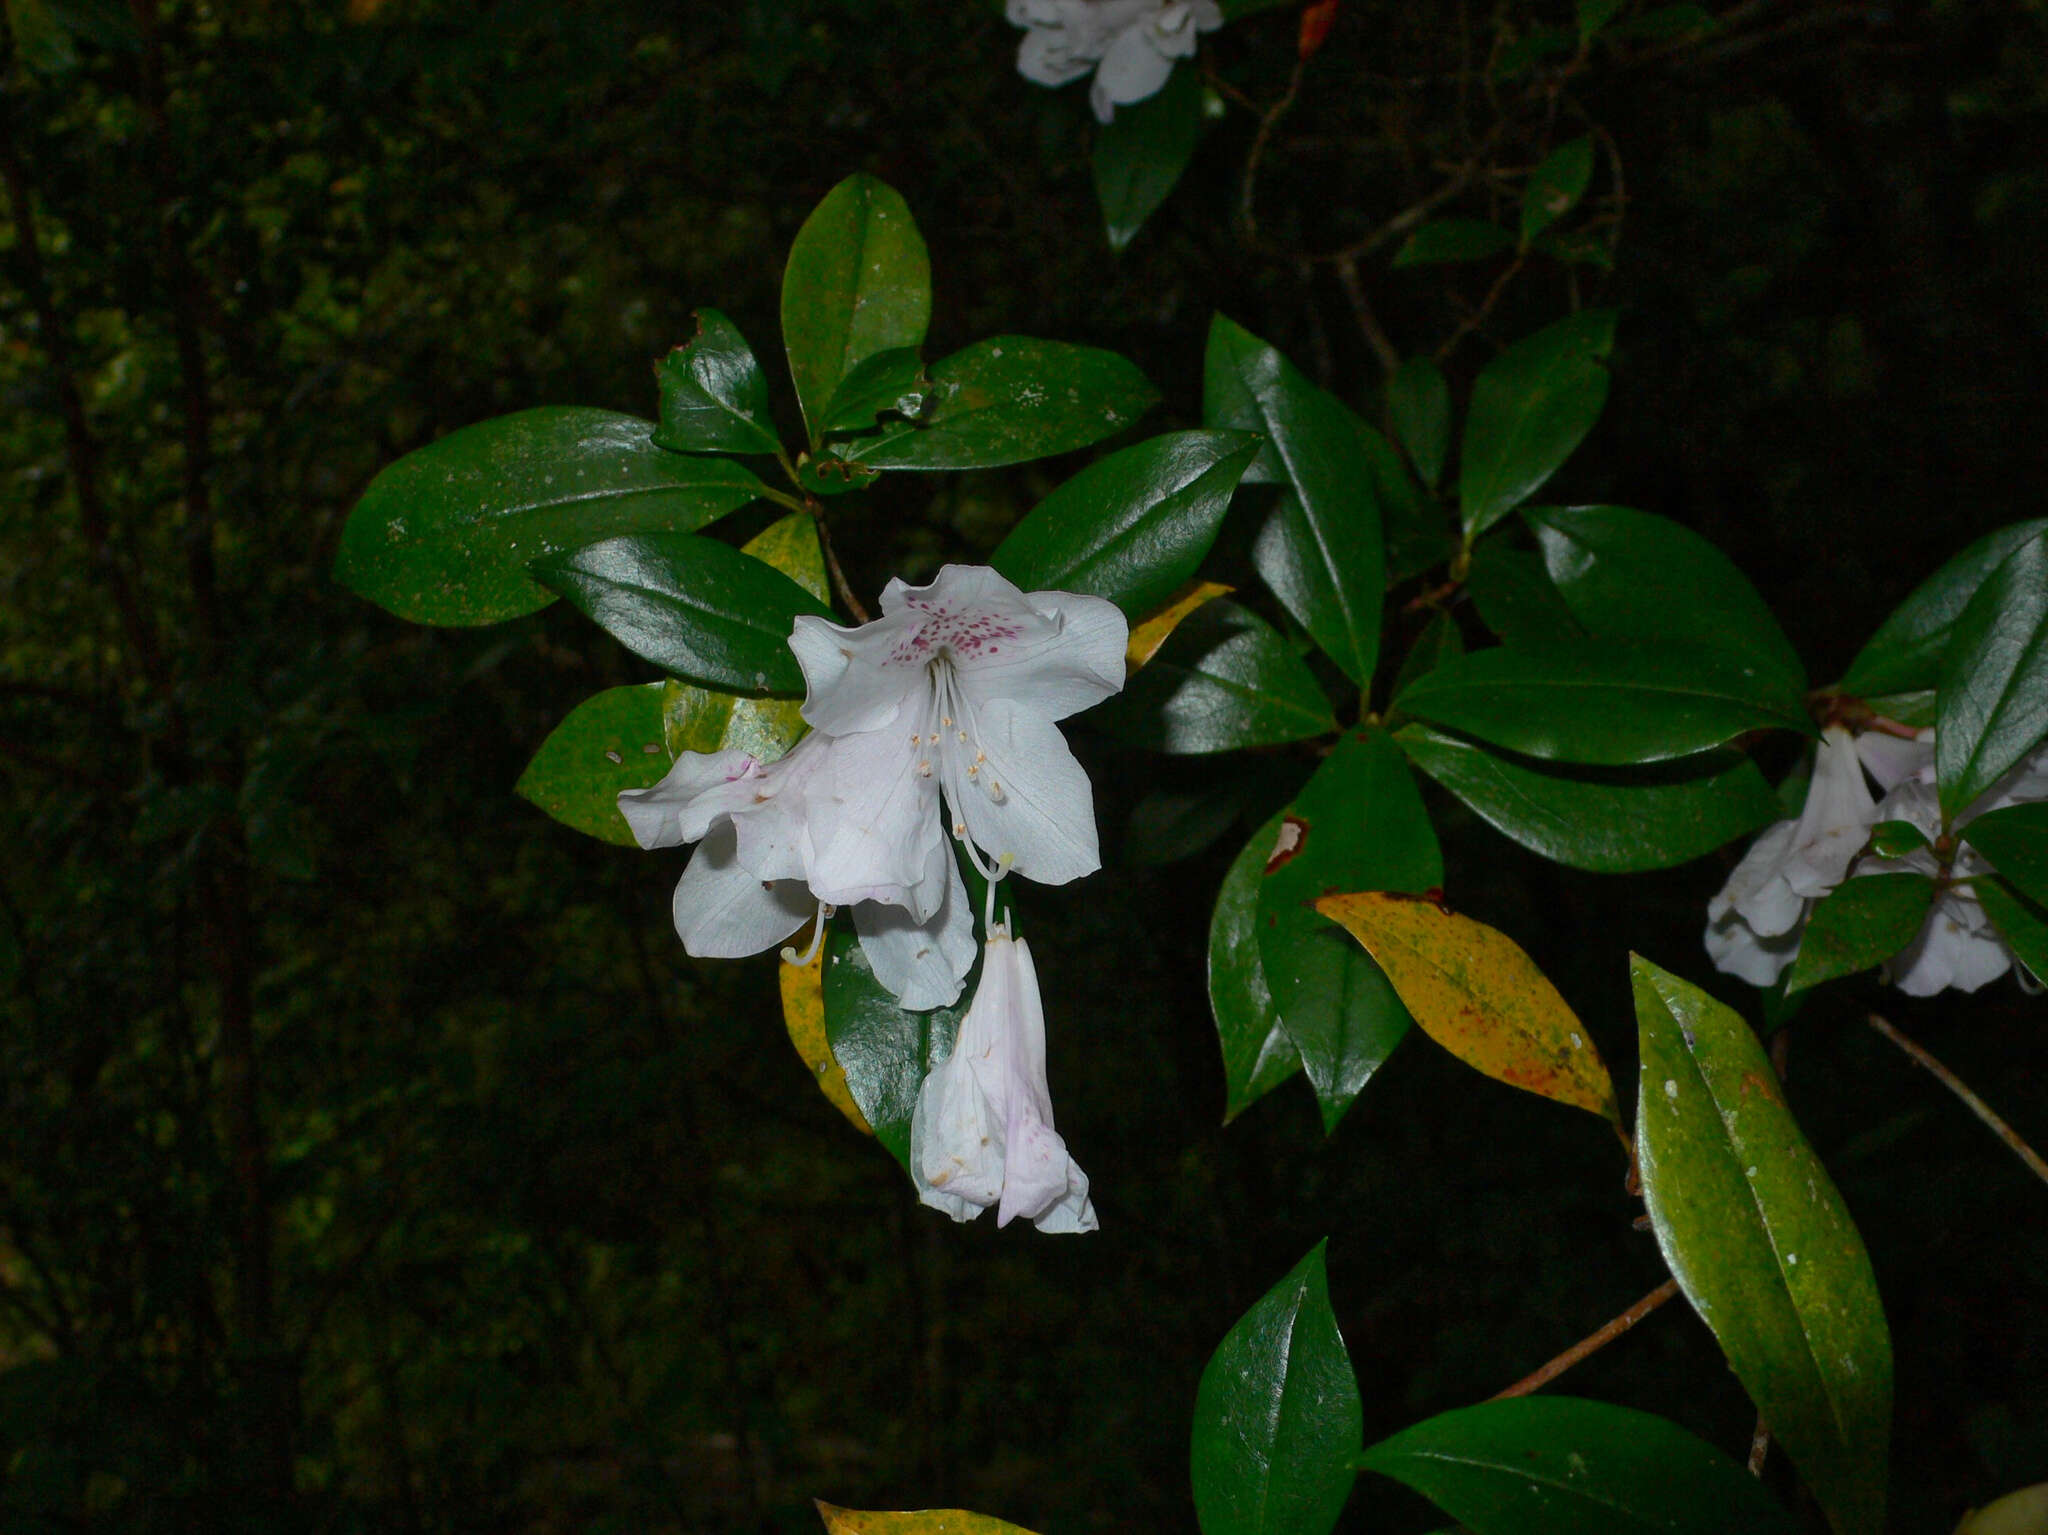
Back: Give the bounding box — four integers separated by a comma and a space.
653, 308, 781, 455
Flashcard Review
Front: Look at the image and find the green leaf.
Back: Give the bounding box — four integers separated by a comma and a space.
1520, 136, 1595, 247
1837, 519, 2048, 697
1631, 957, 1892, 1535
515, 683, 672, 845
1869, 818, 1931, 861
991, 430, 1260, 615
1785, 875, 1937, 994
1258, 729, 1439, 1131
1210, 814, 1303, 1122
1392, 219, 1516, 268
1936, 530, 2048, 819
336, 408, 769, 626
1190, 1241, 1362, 1535
1094, 64, 1202, 252
1387, 356, 1452, 491
822, 930, 967, 1172
653, 309, 781, 456
1524, 505, 1805, 689
1394, 640, 1811, 766
1975, 877, 2048, 984
841, 337, 1158, 470
818, 347, 930, 436
1358, 1396, 1797, 1535
781, 174, 932, 446
1390, 610, 1465, 699
530, 531, 833, 693
1459, 310, 1618, 538
796, 452, 883, 497
1205, 315, 1386, 683
1466, 539, 1585, 648
1093, 600, 1338, 754
1962, 802, 2048, 907
1396, 724, 1780, 873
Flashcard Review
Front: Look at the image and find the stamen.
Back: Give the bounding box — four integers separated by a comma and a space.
779, 901, 833, 967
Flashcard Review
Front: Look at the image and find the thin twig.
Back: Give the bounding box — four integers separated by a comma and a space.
1332, 253, 1400, 382
812, 508, 869, 624
1490, 1278, 1681, 1399
1868, 1013, 2048, 1188
1239, 53, 1309, 251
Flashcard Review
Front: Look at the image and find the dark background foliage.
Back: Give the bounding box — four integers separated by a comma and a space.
1, 0, 2044, 1529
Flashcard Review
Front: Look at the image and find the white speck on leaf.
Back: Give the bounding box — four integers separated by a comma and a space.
1664, 1079, 1679, 1098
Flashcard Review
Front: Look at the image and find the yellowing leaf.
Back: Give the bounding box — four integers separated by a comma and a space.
816, 1502, 1041, 1535
1956, 1483, 2048, 1535
1313, 891, 1620, 1125
1127, 580, 1233, 670
782, 943, 870, 1135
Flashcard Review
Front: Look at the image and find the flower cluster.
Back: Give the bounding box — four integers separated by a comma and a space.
1007, 0, 1223, 123
620, 565, 1121, 1231
1706, 725, 2046, 996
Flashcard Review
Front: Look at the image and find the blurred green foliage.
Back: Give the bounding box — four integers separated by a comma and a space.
1, 0, 2046, 1530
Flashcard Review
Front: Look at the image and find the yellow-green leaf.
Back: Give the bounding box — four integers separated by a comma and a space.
1127, 579, 1233, 670
1956, 1483, 2048, 1535
780, 943, 870, 1135
1313, 891, 1619, 1125
815, 1502, 1040, 1535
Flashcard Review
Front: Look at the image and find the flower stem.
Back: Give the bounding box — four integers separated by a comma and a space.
1489, 1278, 1680, 1399
1867, 1012, 2048, 1189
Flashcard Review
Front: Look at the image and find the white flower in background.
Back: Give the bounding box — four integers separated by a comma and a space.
1704, 725, 1899, 985
1851, 741, 2048, 996
1006, 0, 1224, 123
620, 564, 1125, 1012
910, 923, 1097, 1233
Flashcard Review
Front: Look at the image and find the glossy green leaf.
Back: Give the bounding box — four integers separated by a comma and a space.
1524, 504, 1805, 689
1395, 640, 1811, 766
841, 337, 1158, 470
1520, 136, 1595, 246
819, 347, 930, 436
1631, 957, 1892, 1535
1392, 219, 1516, 268
1937, 530, 2048, 818
1838, 519, 2048, 697
1358, 1396, 1797, 1535
655, 514, 827, 761
514, 683, 672, 845
1785, 874, 1937, 994
1093, 64, 1202, 252
1191, 1241, 1361, 1535
1962, 802, 2048, 906
1869, 819, 1931, 860
1390, 610, 1465, 699
1466, 539, 1584, 647
821, 930, 968, 1173
653, 308, 781, 456
1976, 878, 2048, 983
1387, 356, 1452, 491
991, 430, 1260, 616
1258, 730, 1439, 1131
1205, 315, 1386, 683
1459, 310, 1617, 537
1370, 420, 1449, 587
781, 174, 932, 445
1396, 724, 1780, 873
796, 451, 883, 497
529, 531, 833, 694
336, 408, 768, 626
1125, 785, 1245, 866
1094, 600, 1338, 754
1210, 814, 1303, 1122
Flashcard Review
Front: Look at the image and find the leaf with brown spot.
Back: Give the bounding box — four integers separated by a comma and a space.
1313, 891, 1620, 1125
781, 941, 870, 1136
815, 1501, 1041, 1535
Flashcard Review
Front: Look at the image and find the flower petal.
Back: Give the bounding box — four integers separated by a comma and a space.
1705, 907, 1802, 987
1855, 728, 1934, 793
1091, 22, 1175, 118
948, 699, 1100, 885
853, 846, 974, 1010
807, 724, 944, 907
671, 823, 813, 958
790, 612, 923, 737
1891, 893, 2013, 996
1782, 725, 1877, 897
954, 590, 1128, 723
616, 749, 760, 848
992, 936, 1095, 1231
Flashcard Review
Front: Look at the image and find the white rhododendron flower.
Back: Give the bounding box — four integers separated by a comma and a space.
1704, 725, 1899, 985
620, 564, 1125, 1012
910, 924, 1097, 1233
1007, 0, 1223, 122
